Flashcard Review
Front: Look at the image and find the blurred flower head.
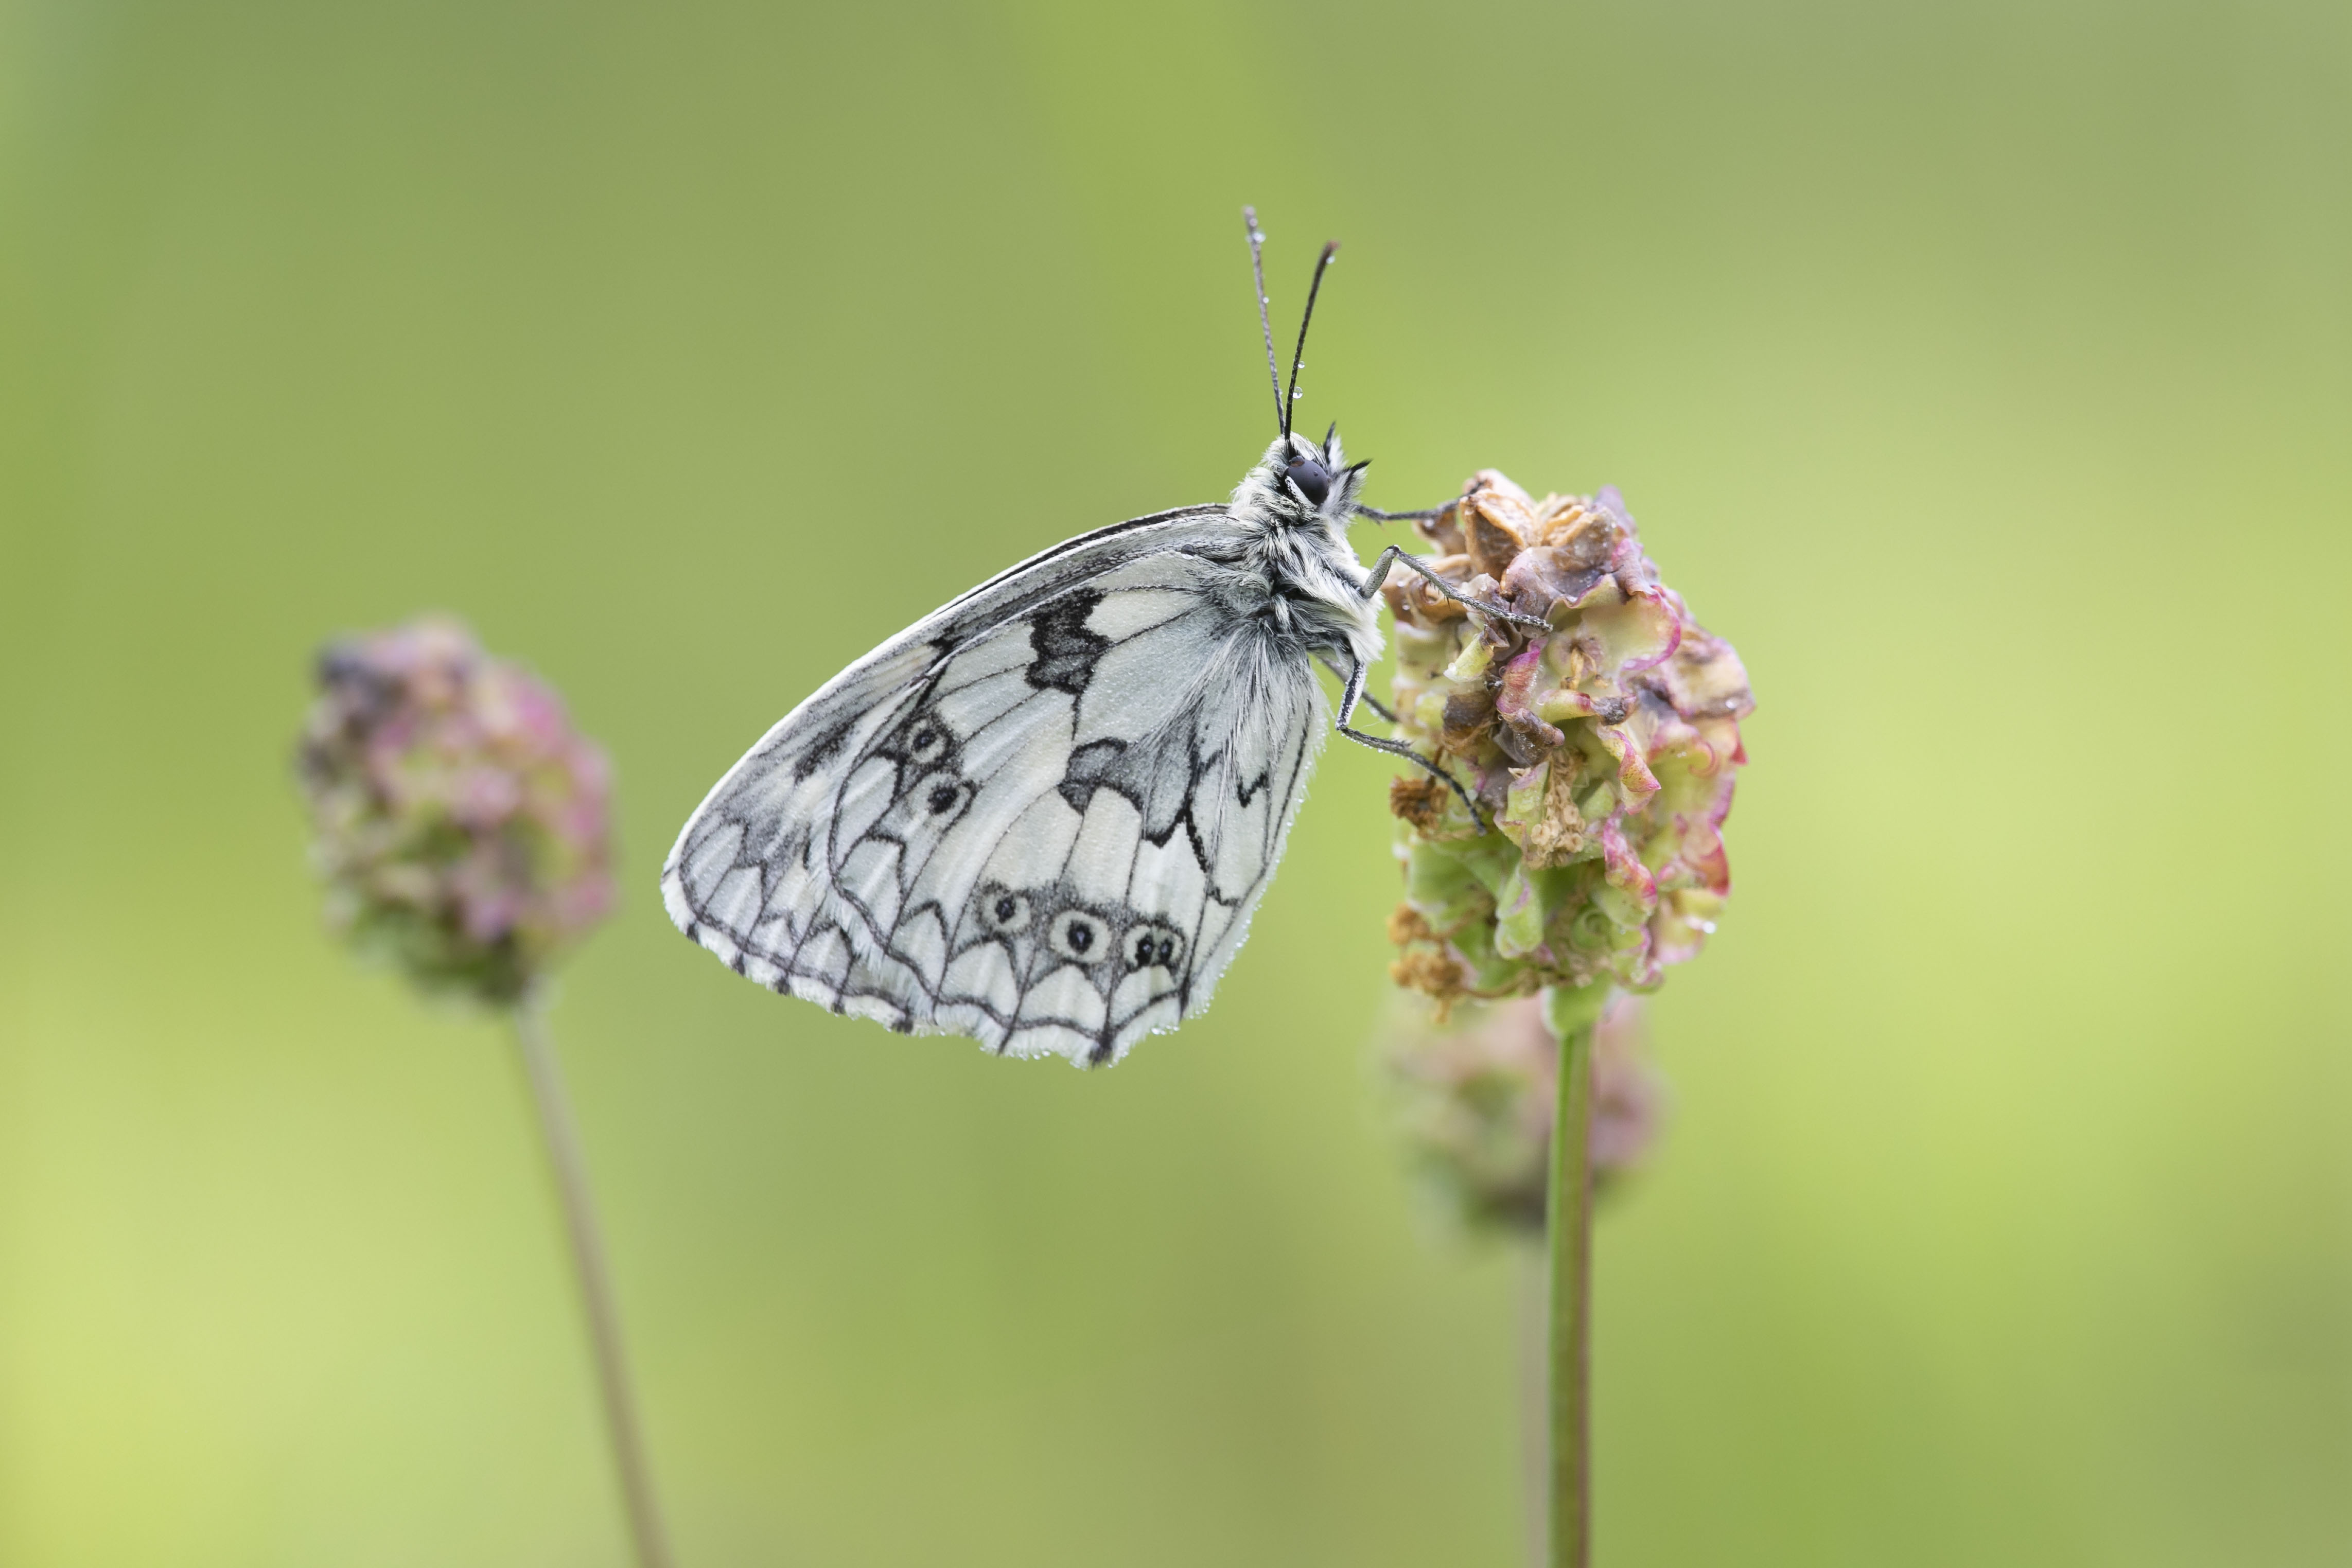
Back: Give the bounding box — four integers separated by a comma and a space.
296, 617, 613, 1005
1385, 471, 1753, 1010
1388, 992, 1664, 1236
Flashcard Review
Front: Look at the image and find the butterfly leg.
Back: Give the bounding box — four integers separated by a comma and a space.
1331, 649, 1489, 831
1315, 650, 1397, 724
1359, 546, 1549, 633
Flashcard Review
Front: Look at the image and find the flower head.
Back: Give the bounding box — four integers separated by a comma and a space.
1388, 992, 1664, 1235
1385, 472, 1752, 1009
296, 618, 614, 1004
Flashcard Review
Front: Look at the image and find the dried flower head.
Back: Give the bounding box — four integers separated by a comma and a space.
1385, 472, 1752, 1011
1388, 992, 1663, 1235
297, 617, 615, 1005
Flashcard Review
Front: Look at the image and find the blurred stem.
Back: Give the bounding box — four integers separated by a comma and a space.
1515, 1247, 1549, 1568
1543, 985, 1605, 1568
514, 995, 676, 1568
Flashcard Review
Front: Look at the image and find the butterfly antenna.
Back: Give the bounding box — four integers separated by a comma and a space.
1242, 206, 1286, 436
1284, 240, 1339, 442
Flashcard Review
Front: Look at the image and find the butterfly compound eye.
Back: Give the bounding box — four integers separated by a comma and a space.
1286, 455, 1331, 507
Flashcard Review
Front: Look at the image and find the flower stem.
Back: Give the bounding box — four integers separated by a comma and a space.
1515, 1248, 1550, 1568
514, 996, 676, 1568
1543, 985, 1604, 1568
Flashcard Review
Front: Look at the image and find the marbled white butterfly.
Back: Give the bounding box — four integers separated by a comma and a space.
662, 209, 1536, 1065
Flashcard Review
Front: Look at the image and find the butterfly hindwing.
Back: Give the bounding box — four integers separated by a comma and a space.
662, 506, 1329, 1065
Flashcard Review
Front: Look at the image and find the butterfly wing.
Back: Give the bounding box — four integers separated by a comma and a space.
661, 505, 1328, 1066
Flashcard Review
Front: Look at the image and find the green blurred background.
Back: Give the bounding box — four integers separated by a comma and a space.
4, 0, 2347, 1562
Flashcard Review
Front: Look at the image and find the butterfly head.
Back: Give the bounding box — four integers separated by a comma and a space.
1250, 425, 1369, 523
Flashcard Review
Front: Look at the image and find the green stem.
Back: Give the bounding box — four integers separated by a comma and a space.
1515, 1249, 1550, 1568
514, 995, 676, 1568
1543, 985, 1604, 1568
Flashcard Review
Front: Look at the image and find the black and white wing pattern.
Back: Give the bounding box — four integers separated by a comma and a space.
661, 506, 1329, 1066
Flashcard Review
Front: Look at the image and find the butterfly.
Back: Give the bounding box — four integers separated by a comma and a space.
661, 208, 1539, 1066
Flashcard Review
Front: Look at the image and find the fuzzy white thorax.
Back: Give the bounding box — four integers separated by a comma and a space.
1225, 431, 1385, 671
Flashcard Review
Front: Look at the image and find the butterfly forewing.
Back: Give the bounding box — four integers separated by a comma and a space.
662, 506, 1329, 1066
